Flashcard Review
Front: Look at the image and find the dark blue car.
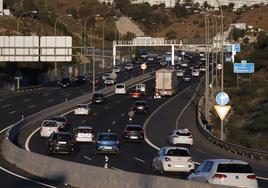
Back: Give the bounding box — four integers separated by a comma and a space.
95, 132, 120, 154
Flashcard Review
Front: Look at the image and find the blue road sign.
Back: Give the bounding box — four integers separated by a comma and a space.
234, 63, 254, 73
216, 92, 230, 106
225, 54, 232, 62
234, 43, 241, 53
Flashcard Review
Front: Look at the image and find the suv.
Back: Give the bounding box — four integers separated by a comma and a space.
123, 124, 144, 142
187, 159, 258, 188
168, 128, 193, 146
152, 147, 194, 174
47, 132, 75, 154
95, 132, 120, 154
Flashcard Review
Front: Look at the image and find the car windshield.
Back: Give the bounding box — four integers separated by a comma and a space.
99, 134, 117, 141
126, 126, 143, 131
217, 163, 253, 173
116, 84, 125, 88
94, 93, 103, 97
77, 104, 87, 108
166, 149, 190, 156
77, 128, 92, 133
42, 121, 57, 127
176, 132, 191, 136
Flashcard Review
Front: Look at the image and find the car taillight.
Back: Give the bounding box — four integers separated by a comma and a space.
212, 174, 227, 180
116, 141, 120, 144
96, 141, 101, 144
247, 175, 256, 180
188, 158, 193, 162
165, 157, 171, 162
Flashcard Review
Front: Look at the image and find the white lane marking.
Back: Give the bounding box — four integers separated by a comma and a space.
143, 86, 192, 151
134, 157, 146, 163
107, 129, 110, 132
81, 120, 86, 123
148, 96, 152, 99
9, 111, 16, 114
0, 166, 57, 188
92, 112, 98, 116
176, 80, 203, 129
104, 106, 110, 110
42, 93, 50, 97
65, 94, 71, 97
121, 113, 125, 117
82, 92, 90, 95
2, 104, 11, 108
83, 156, 92, 161
112, 121, 116, 125
47, 99, 54, 103
111, 166, 121, 171
25, 127, 40, 151
28, 105, 36, 108
23, 99, 31, 102
0, 99, 6, 102
257, 176, 268, 181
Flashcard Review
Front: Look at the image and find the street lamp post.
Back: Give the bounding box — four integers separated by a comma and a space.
17, 11, 38, 35
54, 14, 72, 81
102, 19, 105, 70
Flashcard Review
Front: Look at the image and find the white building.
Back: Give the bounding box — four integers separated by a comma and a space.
131, 0, 176, 8
99, 0, 114, 6
192, 0, 268, 10
0, 0, 3, 15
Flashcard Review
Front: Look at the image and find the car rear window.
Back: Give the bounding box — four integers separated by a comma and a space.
94, 93, 103, 97
42, 121, 57, 127
99, 134, 117, 141
176, 132, 191, 136
126, 126, 143, 131
54, 134, 72, 141
217, 163, 253, 173
166, 149, 190, 156
77, 129, 92, 133
116, 85, 125, 88
77, 105, 87, 108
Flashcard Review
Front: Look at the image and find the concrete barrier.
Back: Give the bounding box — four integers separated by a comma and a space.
1, 72, 230, 188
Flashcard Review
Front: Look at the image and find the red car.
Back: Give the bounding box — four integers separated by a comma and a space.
128, 89, 142, 99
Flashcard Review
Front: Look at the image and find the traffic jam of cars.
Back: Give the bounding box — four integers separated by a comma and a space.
39, 52, 259, 188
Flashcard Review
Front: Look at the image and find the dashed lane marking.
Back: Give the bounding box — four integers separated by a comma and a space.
47, 99, 54, 103
92, 112, 98, 116
81, 120, 86, 123
107, 129, 111, 132
23, 99, 31, 102
0, 99, 6, 102
65, 94, 71, 97
121, 113, 125, 117
9, 111, 16, 114
82, 92, 90, 95
28, 105, 36, 108
83, 156, 92, 161
104, 106, 110, 110
112, 121, 116, 125
1, 104, 11, 108
134, 157, 146, 163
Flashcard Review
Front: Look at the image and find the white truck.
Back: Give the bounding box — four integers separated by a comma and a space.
155, 69, 177, 96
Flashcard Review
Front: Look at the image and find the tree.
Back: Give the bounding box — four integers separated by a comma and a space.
256, 32, 268, 49
228, 3, 235, 11
229, 28, 245, 42
203, 1, 209, 10
165, 30, 177, 39
173, 3, 187, 18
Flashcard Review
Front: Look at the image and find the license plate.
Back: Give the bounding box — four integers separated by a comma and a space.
137, 107, 143, 109
58, 141, 66, 144
104, 146, 112, 149
130, 136, 138, 139
174, 165, 185, 168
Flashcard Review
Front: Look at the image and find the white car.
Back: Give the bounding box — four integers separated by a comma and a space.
113, 66, 121, 73
40, 120, 62, 138
74, 126, 95, 142
125, 63, 134, 71
115, 83, 126, 94
191, 68, 200, 77
104, 77, 115, 85
102, 73, 111, 80
74, 104, 91, 115
187, 159, 258, 188
176, 69, 184, 77
168, 129, 193, 146
152, 147, 195, 174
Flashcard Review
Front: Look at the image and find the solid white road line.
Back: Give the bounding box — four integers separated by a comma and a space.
0, 166, 57, 188
25, 127, 41, 151
83, 156, 92, 161
257, 176, 268, 181
2, 104, 11, 108
47, 99, 54, 103
28, 105, 36, 109
134, 157, 146, 163
9, 111, 16, 114
176, 80, 203, 129
143, 86, 192, 151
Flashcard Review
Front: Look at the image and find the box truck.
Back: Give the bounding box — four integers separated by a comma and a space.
155, 69, 177, 96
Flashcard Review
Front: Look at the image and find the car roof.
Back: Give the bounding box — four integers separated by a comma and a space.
204, 159, 249, 165
76, 126, 93, 129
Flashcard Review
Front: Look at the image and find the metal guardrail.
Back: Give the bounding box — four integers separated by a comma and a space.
197, 96, 268, 161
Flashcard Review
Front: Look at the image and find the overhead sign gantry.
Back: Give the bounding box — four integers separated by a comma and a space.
113, 37, 182, 66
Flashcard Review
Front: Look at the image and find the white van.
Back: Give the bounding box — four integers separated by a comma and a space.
40, 120, 62, 138
135, 84, 146, 95
115, 83, 126, 94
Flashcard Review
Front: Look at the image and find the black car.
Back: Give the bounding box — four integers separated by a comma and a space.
76, 75, 87, 84
89, 77, 103, 86
92, 93, 107, 104
60, 78, 71, 88
124, 124, 144, 142
132, 100, 149, 114
47, 132, 75, 154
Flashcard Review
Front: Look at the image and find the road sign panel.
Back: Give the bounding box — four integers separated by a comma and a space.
234, 63, 254, 73
216, 64, 222, 70
234, 43, 241, 53
141, 63, 147, 70
216, 92, 229, 106
214, 105, 231, 121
